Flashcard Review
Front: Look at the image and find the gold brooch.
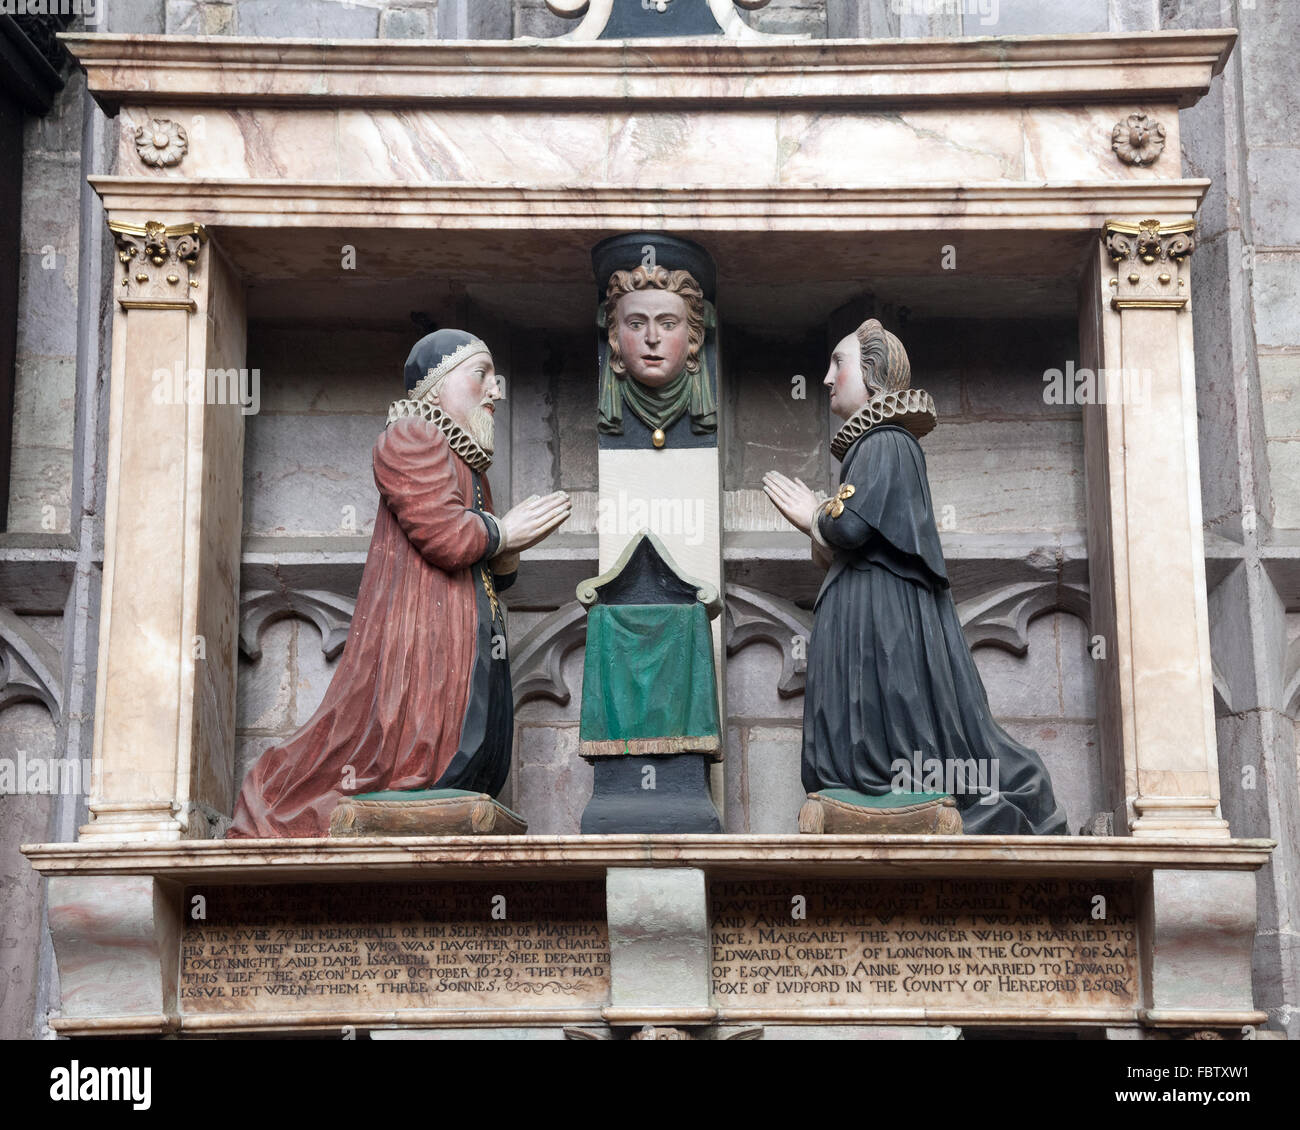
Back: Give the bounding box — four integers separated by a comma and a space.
824, 483, 855, 519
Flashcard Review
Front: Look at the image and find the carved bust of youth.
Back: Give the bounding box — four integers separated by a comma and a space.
593, 235, 718, 449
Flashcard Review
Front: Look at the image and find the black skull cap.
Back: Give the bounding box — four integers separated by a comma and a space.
403, 328, 489, 394
592, 233, 717, 305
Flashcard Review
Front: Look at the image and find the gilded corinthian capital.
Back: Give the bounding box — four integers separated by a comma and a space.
108, 219, 208, 312
1102, 218, 1195, 311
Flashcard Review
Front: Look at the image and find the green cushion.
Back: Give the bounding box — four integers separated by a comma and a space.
816, 787, 950, 809
350, 788, 524, 823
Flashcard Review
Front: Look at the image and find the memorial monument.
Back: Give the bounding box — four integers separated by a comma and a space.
10, 0, 1286, 1045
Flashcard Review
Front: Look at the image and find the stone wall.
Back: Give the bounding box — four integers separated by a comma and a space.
2, 0, 1297, 1040
1, 13, 100, 1041
6, 54, 82, 533
1162, 0, 1300, 1039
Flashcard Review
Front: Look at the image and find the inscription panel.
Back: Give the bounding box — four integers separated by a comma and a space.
709, 878, 1137, 1013
181, 881, 609, 1014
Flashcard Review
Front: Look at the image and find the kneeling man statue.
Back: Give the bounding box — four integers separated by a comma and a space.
229, 330, 571, 838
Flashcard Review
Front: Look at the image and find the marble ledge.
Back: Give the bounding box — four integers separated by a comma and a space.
52, 1008, 606, 1037
53, 1007, 1270, 1038
61, 31, 1236, 111
87, 178, 1214, 233
52, 1004, 1269, 1038
21, 835, 1275, 883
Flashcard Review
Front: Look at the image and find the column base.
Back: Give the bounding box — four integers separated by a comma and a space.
79, 802, 189, 843
1131, 796, 1231, 839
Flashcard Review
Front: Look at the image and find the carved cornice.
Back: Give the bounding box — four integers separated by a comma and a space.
510, 602, 588, 708
60, 31, 1236, 112
232, 575, 1098, 711
956, 580, 1091, 655
92, 179, 1212, 234
724, 584, 811, 698
107, 219, 206, 312
237, 587, 596, 714
1103, 218, 1194, 311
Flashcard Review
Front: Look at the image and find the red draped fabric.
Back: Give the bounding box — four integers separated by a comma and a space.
228, 416, 494, 838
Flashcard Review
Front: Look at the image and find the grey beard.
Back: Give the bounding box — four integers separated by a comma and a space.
468, 407, 495, 454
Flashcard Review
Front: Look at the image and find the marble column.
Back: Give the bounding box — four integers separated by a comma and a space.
83, 221, 246, 842
1081, 220, 1228, 838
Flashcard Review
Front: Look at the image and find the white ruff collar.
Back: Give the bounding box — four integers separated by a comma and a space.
830, 388, 938, 462
386, 398, 493, 474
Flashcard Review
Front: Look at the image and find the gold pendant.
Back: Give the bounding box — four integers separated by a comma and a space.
652, 428, 666, 448
826, 482, 855, 519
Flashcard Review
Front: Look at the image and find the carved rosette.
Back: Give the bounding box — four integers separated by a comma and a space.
108, 220, 207, 312
133, 118, 189, 168
1111, 113, 1165, 167
1102, 219, 1194, 311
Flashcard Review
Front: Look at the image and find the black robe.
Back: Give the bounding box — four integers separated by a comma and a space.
802, 425, 1068, 835
434, 468, 515, 796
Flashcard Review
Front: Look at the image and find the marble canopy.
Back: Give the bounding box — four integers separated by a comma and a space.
21, 24, 1275, 1039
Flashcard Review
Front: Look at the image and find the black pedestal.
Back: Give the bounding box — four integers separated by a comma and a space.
580, 753, 722, 834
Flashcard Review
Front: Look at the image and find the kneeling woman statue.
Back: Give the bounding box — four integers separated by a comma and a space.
763, 319, 1067, 835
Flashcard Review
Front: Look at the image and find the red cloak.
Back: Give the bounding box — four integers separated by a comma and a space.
228, 415, 499, 838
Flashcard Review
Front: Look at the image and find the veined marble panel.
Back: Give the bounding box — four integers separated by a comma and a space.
1023, 106, 1180, 182
116, 104, 1183, 188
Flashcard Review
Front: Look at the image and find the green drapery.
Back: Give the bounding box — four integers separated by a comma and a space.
579, 603, 721, 756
